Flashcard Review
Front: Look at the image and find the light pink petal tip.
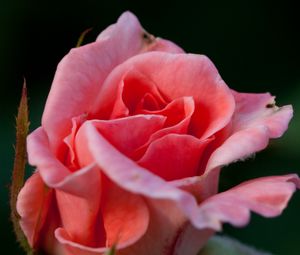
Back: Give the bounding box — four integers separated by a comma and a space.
194, 174, 300, 231
206, 92, 293, 173
42, 11, 182, 153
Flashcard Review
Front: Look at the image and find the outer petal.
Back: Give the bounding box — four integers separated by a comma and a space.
55, 181, 149, 255
16, 172, 53, 247
173, 226, 214, 255
194, 174, 300, 231
27, 127, 70, 186
55, 164, 102, 247
206, 92, 293, 173
93, 52, 235, 140
170, 168, 221, 203
27, 127, 104, 247
119, 199, 186, 255
148, 37, 184, 53
42, 11, 182, 153
96, 14, 183, 54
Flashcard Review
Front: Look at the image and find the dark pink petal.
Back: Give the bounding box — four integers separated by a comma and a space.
141, 96, 194, 129
193, 174, 300, 230
132, 96, 196, 160
42, 11, 182, 153
138, 134, 211, 181
93, 52, 235, 140
16, 172, 53, 247
108, 69, 167, 119
206, 92, 293, 173
55, 181, 149, 255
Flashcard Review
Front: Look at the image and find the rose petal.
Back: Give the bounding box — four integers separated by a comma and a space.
92, 115, 166, 159
206, 92, 293, 173
193, 174, 300, 230
141, 96, 194, 130
63, 115, 87, 170
173, 226, 214, 255
138, 134, 211, 181
93, 52, 235, 140
38, 199, 64, 255
132, 96, 196, 160
28, 127, 104, 246
27, 127, 70, 186
170, 168, 221, 202
107, 69, 168, 119
231, 91, 293, 138
101, 179, 149, 248
148, 37, 184, 53
96, 12, 183, 54
74, 115, 166, 167
55, 164, 102, 247
16, 172, 53, 247
42, 11, 182, 153
120, 199, 186, 255
55, 180, 149, 255
80, 121, 202, 226
27, 127, 101, 197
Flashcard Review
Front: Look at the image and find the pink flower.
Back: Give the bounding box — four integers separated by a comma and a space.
17, 12, 299, 255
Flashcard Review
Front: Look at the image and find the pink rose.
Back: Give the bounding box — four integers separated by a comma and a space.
17, 12, 299, 255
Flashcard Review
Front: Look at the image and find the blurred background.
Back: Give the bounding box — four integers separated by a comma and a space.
1, 0, 299, 254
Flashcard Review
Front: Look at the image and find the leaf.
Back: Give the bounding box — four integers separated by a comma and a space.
198, 236, 272, 255
10, 80, 32, 254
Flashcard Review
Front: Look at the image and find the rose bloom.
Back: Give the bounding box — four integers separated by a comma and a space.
17, 12, 299, 255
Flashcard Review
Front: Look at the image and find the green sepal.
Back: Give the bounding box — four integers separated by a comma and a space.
199, 235, 272, 255
10, 80, 32, 254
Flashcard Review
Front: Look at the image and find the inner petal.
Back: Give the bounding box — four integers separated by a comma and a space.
101, 177, 150, 248
138, 134, 212, 181
132, 97, 195, 160
110, 70, 167, 119
75, 115, 166, 167
63, 114, 87, 171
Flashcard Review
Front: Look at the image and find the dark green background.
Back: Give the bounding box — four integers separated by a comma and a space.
1, 1, 299, 254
